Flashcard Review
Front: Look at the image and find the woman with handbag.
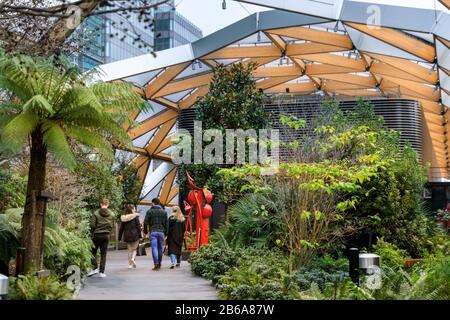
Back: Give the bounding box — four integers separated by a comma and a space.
167, 206, 186, 269
118, 204, 142, 269
136, 223, 147, 257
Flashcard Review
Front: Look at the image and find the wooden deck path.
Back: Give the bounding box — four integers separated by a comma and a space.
77, 250, 218, 300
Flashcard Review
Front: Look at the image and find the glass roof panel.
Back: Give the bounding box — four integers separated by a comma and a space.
123, 69, 162, 87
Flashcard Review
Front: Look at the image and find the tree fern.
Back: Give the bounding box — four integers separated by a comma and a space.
0, 52, 145, 163
65, 126, 114, 160
42, 121, 77, 169
0, 52, 146, 270
1, 112, 39, 153
23, 95, 55, 116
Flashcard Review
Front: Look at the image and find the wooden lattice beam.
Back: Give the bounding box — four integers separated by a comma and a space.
257, 76, 299, 91
315, 74, 376, 87
296, 53, 366, 71
344, 22, 436, 62
264, 81, 316, 94
159, 168, 177, 205
305, 64, 365, 75
364, 52, 438, 84
202, 45, 281, 60
179, 86, 209, 109
253, 66, 302, 78
146, 119, 177, 155
265, 32, 286, 51
268, 26, 353, 48
287, 42, 351, 56
154, 73, 213, 98
128, 109, 177, 140
145, 62, 190, 98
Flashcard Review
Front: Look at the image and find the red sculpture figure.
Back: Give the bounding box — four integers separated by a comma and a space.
183, 171, 213, 251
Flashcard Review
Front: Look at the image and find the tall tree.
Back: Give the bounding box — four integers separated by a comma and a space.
179, 62, 267, 207
0, 0, 171, 56
0, 53, 145, 271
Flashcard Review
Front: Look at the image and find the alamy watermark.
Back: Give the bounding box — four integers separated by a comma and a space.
171, 121, 280, 170
363, 265, 382, 290
367, 4, 381, 29
65, 5, 82, 30
66, 265, 82, 295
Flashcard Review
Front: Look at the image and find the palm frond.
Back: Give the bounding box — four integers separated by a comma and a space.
0, 54, 37, 100
55, 85, 102, 116
67, 114, 132, 148
23, 95, 55, 116
0, 101, 22, 128
42, 121, 76, 170
0, 53, 138, 170
1, 112, 40, 153
91, 81, 146, 112
65, 125, 114, 159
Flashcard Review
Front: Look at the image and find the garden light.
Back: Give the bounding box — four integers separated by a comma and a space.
0, 274, 8, 300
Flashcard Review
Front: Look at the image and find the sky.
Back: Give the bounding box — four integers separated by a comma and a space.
176, 0, 449, 36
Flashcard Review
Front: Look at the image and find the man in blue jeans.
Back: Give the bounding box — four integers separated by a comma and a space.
143, 198, 168, 270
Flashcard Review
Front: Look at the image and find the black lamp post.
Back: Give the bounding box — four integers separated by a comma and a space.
349, 247, 360, 285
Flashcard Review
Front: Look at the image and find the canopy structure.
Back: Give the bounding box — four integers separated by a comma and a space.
96, 0, 450, 206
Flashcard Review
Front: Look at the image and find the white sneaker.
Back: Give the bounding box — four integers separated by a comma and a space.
87, 268, 99, 277
98, 273, 106, 278
131, 259, 136, 268
128, 265, 133, 269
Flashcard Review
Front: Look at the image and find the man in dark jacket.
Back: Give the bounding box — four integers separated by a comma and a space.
144, 198, 168, 270
88, 198, 114, 277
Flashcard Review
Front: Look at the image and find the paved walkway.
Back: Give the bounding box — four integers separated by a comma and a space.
77, 250, 218, 300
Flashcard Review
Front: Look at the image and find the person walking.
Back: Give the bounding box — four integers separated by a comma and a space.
144, 198, 168, 271
88, 198, 114, 278
167, 206, 186, 269
118, 204, 142, 269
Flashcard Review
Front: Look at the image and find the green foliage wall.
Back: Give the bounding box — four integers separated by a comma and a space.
216, 98, 439, 261
0, 169, 26, 212
0, 208, 92, 276
77, 160, 124, 214
112, 157, 143, 207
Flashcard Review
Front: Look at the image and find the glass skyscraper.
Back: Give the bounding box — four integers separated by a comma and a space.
74, 1, 202, 70
154, 10, 203, 51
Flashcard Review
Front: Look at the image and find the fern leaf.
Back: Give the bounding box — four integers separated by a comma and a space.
65, 125, 114, 159
1, 112, 40, 153
23, 95, 55, 116
42, 121, 76, 170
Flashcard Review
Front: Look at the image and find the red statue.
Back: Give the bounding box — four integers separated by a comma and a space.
183, 171, 213, 251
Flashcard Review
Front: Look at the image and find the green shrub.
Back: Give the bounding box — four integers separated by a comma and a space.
44, 226, 92, 277
217, 265, 299, 300
0, 209, 21, 265
78, 161, 124, 214
0, 169, 26, 213
299, 279, 373, 300
190, 244, 298, 299
419, 234, 450, 256
217, 192, 282, 249
8, 274, 74, 300
411, 254, 450, 300
190, 244, 238, 282
1, 208, 92, 276
355, 254, 450, 300
296, 254, 349, 291
216, 248, 298, 300
355, 146, 437, 257
373, 238, 408, 269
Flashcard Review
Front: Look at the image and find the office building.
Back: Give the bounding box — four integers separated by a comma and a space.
154, 10, 203, 51
73, 1, 201, 70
